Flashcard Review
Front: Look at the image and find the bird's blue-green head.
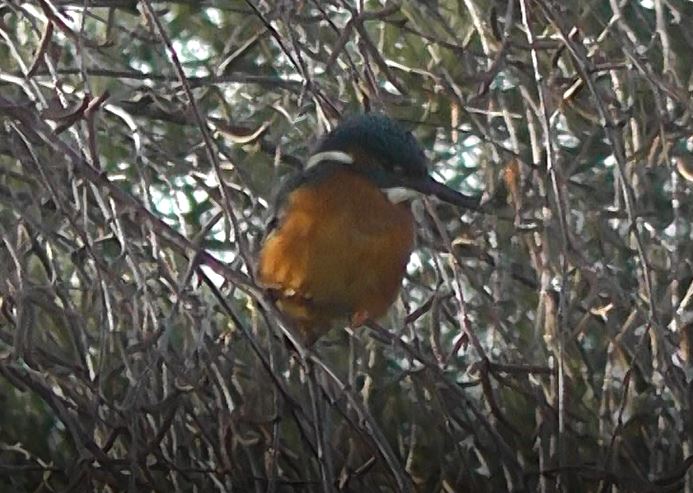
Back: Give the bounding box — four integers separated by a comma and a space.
309, 113, 429, 185
304, 113, 479, 210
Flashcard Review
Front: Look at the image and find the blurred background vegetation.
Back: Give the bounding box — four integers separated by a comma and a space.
1, 0, 692, 491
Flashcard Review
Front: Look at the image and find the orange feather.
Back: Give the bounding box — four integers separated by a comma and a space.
258, 167, 415, 344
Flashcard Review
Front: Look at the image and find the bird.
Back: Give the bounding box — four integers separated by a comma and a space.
257, 113, 478, 345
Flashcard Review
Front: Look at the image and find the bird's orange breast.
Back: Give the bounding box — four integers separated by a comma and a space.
258, 168, 415, 344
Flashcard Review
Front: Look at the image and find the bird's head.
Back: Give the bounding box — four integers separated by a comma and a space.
305, 113, 479, 209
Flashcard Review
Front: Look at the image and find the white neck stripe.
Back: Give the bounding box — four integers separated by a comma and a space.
306, 150, 354, 169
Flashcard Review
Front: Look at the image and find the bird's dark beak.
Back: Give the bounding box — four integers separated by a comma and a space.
404, 175, 480, 211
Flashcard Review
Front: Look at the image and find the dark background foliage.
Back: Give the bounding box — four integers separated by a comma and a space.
0, 0, 692, 491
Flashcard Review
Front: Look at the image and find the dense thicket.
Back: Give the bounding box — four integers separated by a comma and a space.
1, 1, 692, 491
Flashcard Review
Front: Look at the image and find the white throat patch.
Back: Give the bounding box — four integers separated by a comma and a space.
383, 187, 420, 204
305, 150, 354, 169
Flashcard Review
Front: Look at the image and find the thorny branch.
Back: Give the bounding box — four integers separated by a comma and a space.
0, 0, 692, 491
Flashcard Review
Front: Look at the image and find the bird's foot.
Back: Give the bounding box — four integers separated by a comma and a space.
350, 310, 370, 328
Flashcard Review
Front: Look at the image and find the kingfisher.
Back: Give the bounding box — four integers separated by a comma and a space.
257, 113, 478, 345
